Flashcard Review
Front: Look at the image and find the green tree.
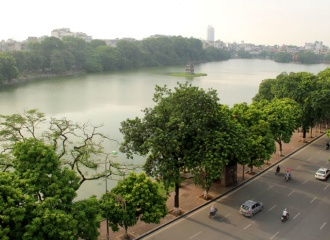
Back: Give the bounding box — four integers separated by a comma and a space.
0, 53, 19, 83
273, 52, 292, 63
254, 98, 302, 155
187, 104, 244, 199
0, 172, 27, 240
1, 138, 101, 240
231, 102, 275, 173
120, 83, 234, 212
298, 51, 322, 64
100, 172, 168, 239
0, 109, 127, 186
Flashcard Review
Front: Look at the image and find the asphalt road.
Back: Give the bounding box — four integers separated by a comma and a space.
143, 135, 330, 240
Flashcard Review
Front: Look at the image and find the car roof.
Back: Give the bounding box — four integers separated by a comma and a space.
242, 200, 257, 207
317, 168, 328, 171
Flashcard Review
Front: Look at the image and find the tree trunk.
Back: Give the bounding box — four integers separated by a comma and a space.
172, 182, 180, 215
124, 226, 129, 239
203, 189, 209, 199
279, 141, 283, 156
242, 165, 245, 180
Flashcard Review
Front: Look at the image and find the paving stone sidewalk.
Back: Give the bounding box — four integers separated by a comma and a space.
98, 128, 328, 240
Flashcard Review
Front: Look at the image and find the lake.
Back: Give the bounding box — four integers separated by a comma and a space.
0, 59, 328, 199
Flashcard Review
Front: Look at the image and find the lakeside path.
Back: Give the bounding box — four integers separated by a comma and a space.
98, 128, 328, 240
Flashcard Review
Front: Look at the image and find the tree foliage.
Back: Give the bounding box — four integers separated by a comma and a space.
3, 36, 230, 83
100, 172, 168, 238
0, 138, 101, 240
231, 102, 275, 173
120, 82, 242, 207
0, 109, 126, 186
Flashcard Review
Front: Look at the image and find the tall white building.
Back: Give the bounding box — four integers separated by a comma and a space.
207, 25, 215, 42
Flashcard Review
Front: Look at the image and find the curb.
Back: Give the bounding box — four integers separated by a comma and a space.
135, 133, 325, 239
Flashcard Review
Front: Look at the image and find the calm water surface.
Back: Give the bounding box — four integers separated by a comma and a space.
0, 59, 328, 199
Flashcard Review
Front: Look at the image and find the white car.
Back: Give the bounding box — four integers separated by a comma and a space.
239, 200, 263, 217
315, 168, 330, 180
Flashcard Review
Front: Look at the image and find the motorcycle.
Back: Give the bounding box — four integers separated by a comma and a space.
275, 166, 280, 175
209, 208, 218, 219
284, 174, 291, 182
281, 213, 289, 222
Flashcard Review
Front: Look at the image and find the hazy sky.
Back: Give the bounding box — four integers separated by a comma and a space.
1, 0, 329, 46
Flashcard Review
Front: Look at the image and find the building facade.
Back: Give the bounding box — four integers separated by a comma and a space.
207, 25, 214, 42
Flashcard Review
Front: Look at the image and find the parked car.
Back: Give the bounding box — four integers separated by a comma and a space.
315, 168, 330, 180
239, 200, 263, 217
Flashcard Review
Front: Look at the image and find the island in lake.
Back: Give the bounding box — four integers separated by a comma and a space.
170, 64, 207, 78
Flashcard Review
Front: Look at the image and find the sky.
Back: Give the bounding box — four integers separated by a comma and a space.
1, 0, 330, 46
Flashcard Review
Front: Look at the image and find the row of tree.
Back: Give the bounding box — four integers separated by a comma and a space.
0, 138, 167, 239
236, 49, 330, 64
1, 67, 330, 238
119, 67, 330, 214
0, 36, 231, 83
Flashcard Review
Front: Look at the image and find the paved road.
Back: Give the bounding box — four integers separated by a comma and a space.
143, 135, 330, 240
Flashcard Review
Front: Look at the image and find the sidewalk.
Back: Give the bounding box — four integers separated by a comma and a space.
98, 128, 327, 240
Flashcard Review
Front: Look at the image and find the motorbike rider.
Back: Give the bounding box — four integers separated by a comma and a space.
285, 171, 291, 180
326, 141, 329, 150
282, 208, 289, 219
210, 205, 217, 216
276, 165, 280, 175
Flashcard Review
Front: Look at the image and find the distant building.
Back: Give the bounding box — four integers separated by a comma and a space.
51, 28, 92, 42
207, 25, 214, 42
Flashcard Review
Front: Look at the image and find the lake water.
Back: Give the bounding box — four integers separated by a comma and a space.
0, 59, 328, 199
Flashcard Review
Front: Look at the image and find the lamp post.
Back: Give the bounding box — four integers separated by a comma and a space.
105, 150, 118, 240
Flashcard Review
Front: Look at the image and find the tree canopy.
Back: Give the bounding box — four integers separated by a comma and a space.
0, 138, 101, 240
99, 172, 168, 239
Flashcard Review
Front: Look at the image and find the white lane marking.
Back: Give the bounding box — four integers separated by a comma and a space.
293, 212, 300, 219
307, 157, 313, 162
297, 165, 301, 169
288, 190, 295, 196
268, 205, 277, 211
324, 185, 329, 190
310, 197, 317, 203
302, 179, 308, 184
244, 224, 251, 229
270, 231, 279, 240
189, 231, 202, 239
267, 185, 274, 190
220, 213, 231, 220
320, 222, 327, 230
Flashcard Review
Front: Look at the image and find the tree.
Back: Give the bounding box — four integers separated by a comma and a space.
0, 172, 27, 240
0, 109, 126, 186
100, 172, 168, 239
273, 52, 292, 63
120, 82, 237, 212
0, 138, 101, 240
253, 98, 302, 156
187, 104, 245, 199
0, 53, 19, 83
231, 102, 275, 174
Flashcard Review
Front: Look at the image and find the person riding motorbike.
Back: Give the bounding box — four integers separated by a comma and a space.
326, 141, 329, 150
275, 165, 280, 175
209, 205, 217, 218
282, 208, 289, 220
285, 171, 291, 181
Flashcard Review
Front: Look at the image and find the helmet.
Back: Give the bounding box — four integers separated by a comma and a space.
284, 208, 287, 211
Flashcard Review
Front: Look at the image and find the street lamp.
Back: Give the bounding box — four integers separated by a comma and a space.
105, 150, 118, 240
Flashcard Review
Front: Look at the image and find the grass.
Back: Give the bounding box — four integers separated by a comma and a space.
170, 72, 207, 78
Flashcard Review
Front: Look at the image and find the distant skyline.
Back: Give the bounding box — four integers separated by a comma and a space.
1, 0, 330, 46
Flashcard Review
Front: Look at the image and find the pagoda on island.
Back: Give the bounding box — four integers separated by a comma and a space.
185, 63, 194, 75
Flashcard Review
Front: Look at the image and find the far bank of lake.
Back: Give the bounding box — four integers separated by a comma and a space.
0, 59, 329, 199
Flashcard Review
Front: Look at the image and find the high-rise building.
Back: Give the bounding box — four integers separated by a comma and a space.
207, 25, 215, 42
